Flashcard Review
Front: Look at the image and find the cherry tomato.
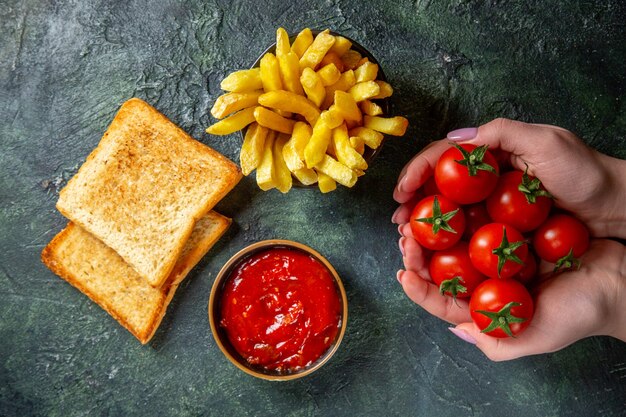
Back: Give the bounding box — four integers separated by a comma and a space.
435, 143, 500, 204
410, 195, 466, 250
486, 170, 553, 232
469, 278, 534, 338
463, 203, 492, 240
469, 223, 528, 279
429, 242, 487, 299
533, 214, 590, 270
422, 176, 440, 196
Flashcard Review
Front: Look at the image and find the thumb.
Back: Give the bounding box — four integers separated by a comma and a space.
452, 322, 548, 362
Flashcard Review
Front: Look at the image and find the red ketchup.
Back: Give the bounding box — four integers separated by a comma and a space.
219, 247, 342, 373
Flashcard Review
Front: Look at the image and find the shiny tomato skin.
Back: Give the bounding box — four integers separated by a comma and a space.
513, 251, 537, 286
469, 223, 528, 279
463, 203, 492, 240
533, 214, 590, 263
429, 242, 487, 298
410, 195, 466, 251
470, 278, 534, 338
434, 144, 500, 205
486, 171, 552, 233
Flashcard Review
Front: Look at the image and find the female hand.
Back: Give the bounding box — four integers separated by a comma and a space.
393, 118, 626, 360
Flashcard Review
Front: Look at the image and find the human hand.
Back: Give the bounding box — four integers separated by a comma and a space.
392, 118, 626, 238
393, 118, 626, 360
397, 237, 626, 361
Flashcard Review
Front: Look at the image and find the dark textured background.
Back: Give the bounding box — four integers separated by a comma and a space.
1, 1, 625, 416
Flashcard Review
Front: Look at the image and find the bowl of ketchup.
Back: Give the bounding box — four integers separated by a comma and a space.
208, 240, 348, 380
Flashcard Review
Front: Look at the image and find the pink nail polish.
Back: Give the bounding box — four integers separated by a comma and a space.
397, 270, 404, 284
447, 127, 477, 142
399, 237, 406, 256
448, 327, 477, 344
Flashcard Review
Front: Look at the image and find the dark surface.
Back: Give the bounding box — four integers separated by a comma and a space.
1, 1, 625, 416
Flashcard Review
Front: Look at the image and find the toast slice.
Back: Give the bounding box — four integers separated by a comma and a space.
56, 98, 241, 288
41, 211, 231, 344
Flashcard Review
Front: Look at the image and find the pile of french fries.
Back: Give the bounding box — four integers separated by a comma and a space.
206, 27, 409, 193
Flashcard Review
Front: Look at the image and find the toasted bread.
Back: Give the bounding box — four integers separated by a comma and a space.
56, 98, 241, 288
41, 211, 231, 344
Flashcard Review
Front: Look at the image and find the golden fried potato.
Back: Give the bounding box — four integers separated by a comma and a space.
348, 81, 381, 102
314, 154, 357, 187
300, 67, 326, 107
206, 106, 257, 135
372, 80, 393, 99
354, 61, 379, 83
256, 131, 276, 191
323, 70, 356, 109
319, 52, 345, 73
328, 36, 353, 57
349, 136, 365, 154
260, 53, 283, 92
275, 27, 290, 58
349, 126, 384, 149
273, 134, 293, 193
304, 118, 332, 168
240, 123, 268, 175
211, 90, 262, 119
334, 90, 362, 123
364, 115, 408, 136
220, 68, 263, 92
360, 99, 383, 116
279, 51, 305, 95
258, 90, 320, 126
299, 30, 336, 70
254, 106, 295, 134
320, 106, 344, 129
340, 50, 362, 70
293, 167, 318, 185
332, 124, 367, 170
290, 121, 313, 159
316, 63, 342, 87
316, 171, 336, 193
291, 28, 314, 58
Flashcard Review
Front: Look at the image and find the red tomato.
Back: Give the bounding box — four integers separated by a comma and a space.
469, 223, 528, 279
469, 278, 534, 338
463, 203, 492, 240
422, 176, 440, 196
513, 251, 537, 286
486, 170, 553, 232
533, 214, 590, 270
429, 242, 487, 299
434, 143, 500, 204
410, 195, 466, 250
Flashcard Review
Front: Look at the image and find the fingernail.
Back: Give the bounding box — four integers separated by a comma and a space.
397, 224, 404, 236
447, 127, 478, 142
397, 270, 404, 284
448, 327, 477, 345
399, 237, 406, 256
391, 206, 402, 224
397, 175, 409, 193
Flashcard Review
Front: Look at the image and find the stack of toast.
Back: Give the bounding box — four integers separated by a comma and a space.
41, 98, 242, 344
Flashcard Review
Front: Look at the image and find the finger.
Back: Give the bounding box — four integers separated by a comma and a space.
398, 222, 413, 238
391, 194, 422, 225
393, 140, 450, 204
401, 235, 428, 277
399, 269, 472, 324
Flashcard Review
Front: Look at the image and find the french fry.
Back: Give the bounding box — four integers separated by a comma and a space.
316, 63, 342, 87
293, 168, 318, 185
273, 134, 293, 193
206, 106, 257, 135
340, 49, 362, 70
360, 99, 383, 116
300, 67, 326, 108
314, 154, 357, 187
290, 121, 313, 159
275, 27, 290, 58
282, 137, 305, 172
319, 52, 345, 72
354, 61, 379, 83
349, 126, 384, 149
260, 53, 283, 92
334, 90, 362, 123
279, 51, 305, 95
320, 106, 344, 129
328, 36, 352, 57
240, 123, 268, 175
258, 90, 320, 126
372, 80, 393, 99
304, 118, 332, 168
220, 68, 263, 92
348, 81, 381, 102
333, 124, 368, 170
323, 70, 356, 109
291, 28, 314, 58
299, 30, 336, 70
357, 57, 370, 67
253, 106, 295, 134
364, 115, 408, 136
256, 131, 276, 191
316, 171, 336, 193
349, 136, 365, 154
211, 90, 263, 119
